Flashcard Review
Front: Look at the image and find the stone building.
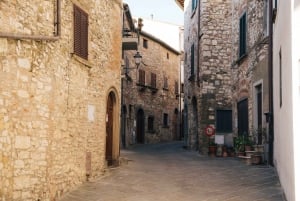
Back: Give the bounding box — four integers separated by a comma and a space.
231, 0, 271, 161
181, 0, 233, 153
121, 14, 182, 146
0, 0, 122, 200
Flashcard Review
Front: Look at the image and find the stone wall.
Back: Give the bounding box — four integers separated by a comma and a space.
184, 0, 233, 152
122, 31, 181, 146
0, 0, 122, 200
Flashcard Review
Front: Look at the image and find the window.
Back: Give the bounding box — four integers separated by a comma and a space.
148, 116, 154, 132
191, 44, 195, 77
216, 110, 232, 133
151, 73, 157, 88
239, 13, 247, 57
139, 69, 145, 85
167, 52, 169, 59
163, 76, 168, 90
175, 81, 179, 95
279, 49, 282, 107
163, 113, 168, 127
192, 0, 198, 11
74, 4, 88, 60
143, 39, 148, 49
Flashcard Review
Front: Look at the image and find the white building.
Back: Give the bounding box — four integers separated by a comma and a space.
273, 0, 300, 200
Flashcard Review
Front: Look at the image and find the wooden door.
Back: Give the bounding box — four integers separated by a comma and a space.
106, 93, 114, 166
238, 99, 249, 136
136, 109, 144, 144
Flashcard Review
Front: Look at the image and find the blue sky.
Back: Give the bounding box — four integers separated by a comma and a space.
124, 0, 184, 25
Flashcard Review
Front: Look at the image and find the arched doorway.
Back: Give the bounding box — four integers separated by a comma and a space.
136, 109, 145, 144
106, 92, 116, 166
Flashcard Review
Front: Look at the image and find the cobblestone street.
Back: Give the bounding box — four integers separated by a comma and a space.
59, 141, 284, 201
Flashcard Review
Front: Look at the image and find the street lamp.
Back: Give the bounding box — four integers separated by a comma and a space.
133, 51, 142, 68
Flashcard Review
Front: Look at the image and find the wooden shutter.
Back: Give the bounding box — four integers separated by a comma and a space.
239, 13, 246, 57
191, 44, 194, 76
74, 5, 88, 60
175, 81, 179, 95
151, 73, 156, 88
139, 70, 145, 85
164, 76, 168, 89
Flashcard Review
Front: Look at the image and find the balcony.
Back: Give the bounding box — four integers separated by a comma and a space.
122, 28, 138, 51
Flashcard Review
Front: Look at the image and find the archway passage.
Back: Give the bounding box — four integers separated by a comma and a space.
136, 109, 145, 144
106, 92, 115, 166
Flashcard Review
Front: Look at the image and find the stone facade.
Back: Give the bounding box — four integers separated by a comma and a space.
122, 20, 181, 146
183, 0, 233, 153
231, 0, 269, 145
0, 0, 122, 200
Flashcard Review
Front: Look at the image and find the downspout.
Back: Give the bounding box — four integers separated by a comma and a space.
268, 0, 274, 166
0, 0, 61, 41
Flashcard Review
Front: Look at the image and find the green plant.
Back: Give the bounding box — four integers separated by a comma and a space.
234, 135, 253, 152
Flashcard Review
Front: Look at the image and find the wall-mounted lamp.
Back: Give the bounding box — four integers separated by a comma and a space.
134, 51, 142, 68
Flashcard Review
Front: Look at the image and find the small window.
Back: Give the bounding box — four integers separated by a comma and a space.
192, 0, 198, 11
74, 4, 88, 60
163, 113, 168, 127
163, 76, 168, 90
139, 69, 145, 85
148, 116, 154, 132
143, 39, 148, 49
191, 44, 195, 76
216, 110, 232, 133
167, 52, 169, 59
151, 73, 157, 88
175, 81, 179, 95
239, 13, 247, 57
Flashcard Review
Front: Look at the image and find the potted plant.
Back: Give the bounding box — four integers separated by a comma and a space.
234, 135, 245, 156
208, 139, 217, 157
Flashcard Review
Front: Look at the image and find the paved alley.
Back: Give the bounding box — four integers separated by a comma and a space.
59, 142, 284, 201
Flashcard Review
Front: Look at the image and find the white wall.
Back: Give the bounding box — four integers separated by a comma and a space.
273, 0, 295, 200
293, 1, 300, 200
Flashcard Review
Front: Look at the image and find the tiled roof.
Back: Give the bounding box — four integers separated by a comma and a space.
175, 0, 184, 9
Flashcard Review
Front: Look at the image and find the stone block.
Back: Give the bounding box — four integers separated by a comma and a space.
15, 136, 31, 149
17, 58, 31, 70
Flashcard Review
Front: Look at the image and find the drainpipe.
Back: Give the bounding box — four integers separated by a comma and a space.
268, 0, 274, 166
0, 0, 61, 41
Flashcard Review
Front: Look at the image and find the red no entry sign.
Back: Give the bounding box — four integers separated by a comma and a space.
205, 125, 215, 136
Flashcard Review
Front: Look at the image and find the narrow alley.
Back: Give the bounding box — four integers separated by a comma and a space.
60, 142, 284, 201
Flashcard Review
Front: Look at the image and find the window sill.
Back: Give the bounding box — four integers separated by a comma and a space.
72, 53, 92, 68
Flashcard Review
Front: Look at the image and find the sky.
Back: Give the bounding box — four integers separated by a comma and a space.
123, 0, 184, 25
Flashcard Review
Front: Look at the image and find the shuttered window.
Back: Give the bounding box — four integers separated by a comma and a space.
148, 116, 154, 132
239, 13, 247, 57
151, 73, 156, 88
192, 0, 198, 11
175, 81, 179, 95
139, 69, 145, 85
216, 110, 232, 133
163, 76, 168, 89
74, 5, 88, 60
191, 44, 195, 76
